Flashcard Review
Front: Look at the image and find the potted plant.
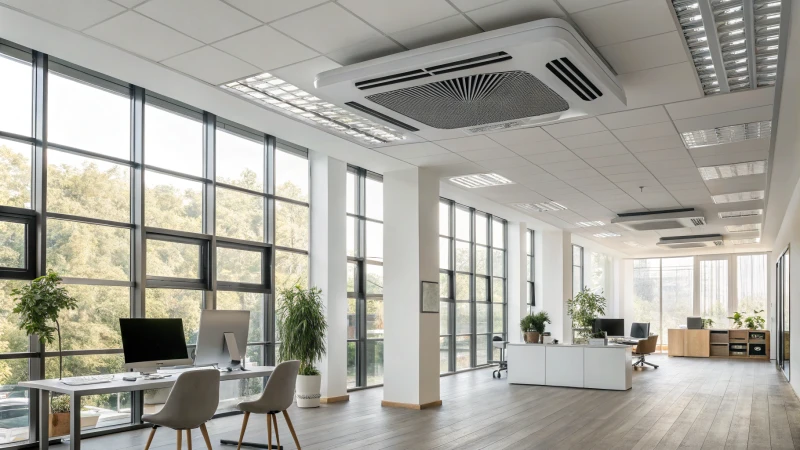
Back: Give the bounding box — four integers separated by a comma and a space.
702, 318, 715, 329
744, 310, 766, 330
276, 285, 327, 408
520, 312, 550, 344
588, 330, 608, 346
567, 288, 606, 343
728, 311, 743, 329
11, 271, 77, 380
49, 394, 100, 436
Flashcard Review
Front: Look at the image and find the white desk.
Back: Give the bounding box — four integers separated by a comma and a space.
507, 343, 632, 390
20, 366, 274, 450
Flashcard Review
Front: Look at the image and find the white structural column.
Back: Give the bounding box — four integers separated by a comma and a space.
309, 152, 349, 402
382, 167, 441, 409
509, 222, 527, 343
540, 230, 572, 343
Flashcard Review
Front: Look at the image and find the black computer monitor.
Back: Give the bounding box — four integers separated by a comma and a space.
630, 322, 650, 339
592, 318, 625, 337
119, 318, 192, 373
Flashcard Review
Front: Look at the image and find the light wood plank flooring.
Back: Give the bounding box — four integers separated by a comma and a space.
52, 355, 800, 449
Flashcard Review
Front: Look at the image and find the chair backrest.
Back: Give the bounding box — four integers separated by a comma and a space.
636, 335, 659, 354
252, 360, 300, 412
158, 369, 220, 428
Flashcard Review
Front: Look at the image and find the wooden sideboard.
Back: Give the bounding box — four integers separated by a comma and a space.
668, 329, 769, 360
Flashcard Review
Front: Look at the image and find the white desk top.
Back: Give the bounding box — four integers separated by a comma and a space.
20, 366, 274, 395
507, 343, 632, 349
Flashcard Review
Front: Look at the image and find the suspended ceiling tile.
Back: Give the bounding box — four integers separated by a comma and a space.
223, 0, 328, 23
504, 139, 569, 156
665, 87, 775, 120
558, 130, 619, 150
611, 122, 677, 142
672, 105, 774, 133
571, 143, 630, 158
136, 0, 260, 43
391, 14, 480, 49
375, 142, 451, 159
271, 3, 382, 54
542, 117, 607, 138
339, 0, 458, 34
0, 0, 125, 30
213, 26, 319, 71
161, 45, 260, 85
598, 31, 686, 74
487, 126, 553, 147
435, 135, 500, 152
624, 134, 685, 153
617, 62, 702, 110
595, 163, 647, 176
584, 154, 640, 168
523, 150, 580, 165
570, 0, 675, 47
460, 146, 518, 161
479, 156, 535, 170
597, 106, 671, 130
466, 0, 565, 31
326, 35, 404, 65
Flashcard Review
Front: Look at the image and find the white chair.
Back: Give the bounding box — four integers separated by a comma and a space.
233, 360, 301, 450
142, 369, 220, 450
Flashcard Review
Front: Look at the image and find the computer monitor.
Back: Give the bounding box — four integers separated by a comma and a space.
120, 318, 192, 374
687, 317, 703, 329
194, 310, 250, 370
630, 322, 650, 339
592, 318, 625, 337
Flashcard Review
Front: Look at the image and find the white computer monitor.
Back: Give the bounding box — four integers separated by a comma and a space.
119, 318, 194, 374
194, 310, 250, 370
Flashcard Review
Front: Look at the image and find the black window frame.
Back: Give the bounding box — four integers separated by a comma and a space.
0, 206, 37, 280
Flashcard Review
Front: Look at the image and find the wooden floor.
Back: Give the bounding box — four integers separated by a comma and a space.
53, 355, 800, 449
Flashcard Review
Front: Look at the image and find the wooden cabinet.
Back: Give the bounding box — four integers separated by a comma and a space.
685, 330, 710, 357
668, 329, 685, 356
667, 329, 770, 359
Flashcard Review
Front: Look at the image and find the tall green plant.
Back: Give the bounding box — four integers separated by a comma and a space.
11, 271, 77, 380
276, 285, 327, 376
567, 288, 606, 342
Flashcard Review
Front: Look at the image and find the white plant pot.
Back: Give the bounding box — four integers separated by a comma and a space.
296, 374, 321, 408
589, 338, 608, 346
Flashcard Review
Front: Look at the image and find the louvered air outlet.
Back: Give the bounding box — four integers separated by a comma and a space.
691, 218, 706, 226
344, 101, 419, 132
546, 57, 603, 101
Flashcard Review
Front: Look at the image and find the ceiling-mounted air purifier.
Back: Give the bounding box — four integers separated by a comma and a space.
657, 234, 724, 249
611, 208, 706, 231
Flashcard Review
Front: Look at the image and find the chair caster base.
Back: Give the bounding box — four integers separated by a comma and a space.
220, 439, 282, 449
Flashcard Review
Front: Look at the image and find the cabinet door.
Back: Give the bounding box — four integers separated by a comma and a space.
667, 329, 685, 356
686, 330, 710, 357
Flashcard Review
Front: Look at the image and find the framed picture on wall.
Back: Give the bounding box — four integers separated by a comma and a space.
420, 281, 439, 313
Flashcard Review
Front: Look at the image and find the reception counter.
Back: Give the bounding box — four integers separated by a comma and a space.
507, 343, 632, 390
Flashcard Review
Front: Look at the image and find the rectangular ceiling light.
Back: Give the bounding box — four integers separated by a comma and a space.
593, 232, 621, 238
576, 221, 605, 227
729, 237, 761, 245
681, 121, 771, 148
624, 241, 645, 248
712, 190, 764, 204
671, 0, 782, 95
511, 201, 567, 212
725, 223, 761, 233
698, 160, 766, 180
449, 173, 513, 189
222, 74, 406, 146
718, 209, 763, 218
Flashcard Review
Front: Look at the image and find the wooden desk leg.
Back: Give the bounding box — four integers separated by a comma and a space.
39, 390, 49, 450
69, 394, 81, 450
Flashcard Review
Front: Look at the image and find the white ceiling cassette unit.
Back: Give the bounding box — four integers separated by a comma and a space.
314, 19, 626, 141
657, 234, 724, 249
611, 208, 706, 231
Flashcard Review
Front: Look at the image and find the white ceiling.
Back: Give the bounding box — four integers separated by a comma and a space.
0, 0, 780, 256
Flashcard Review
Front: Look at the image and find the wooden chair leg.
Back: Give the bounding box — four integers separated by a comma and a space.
144, 427, 157, 450
199, 423, 213, 450
271, 413, 281, 449
186, 429, 192, 450
282, 410, 301, 450
177, 429, 182, 450
267, 413, 273, 449
236, 411, 250, 450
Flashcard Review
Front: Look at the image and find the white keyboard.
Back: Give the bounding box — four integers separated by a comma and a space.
61, 375, 114, 386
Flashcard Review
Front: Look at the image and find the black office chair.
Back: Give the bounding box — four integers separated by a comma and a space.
489, 336, 507, 379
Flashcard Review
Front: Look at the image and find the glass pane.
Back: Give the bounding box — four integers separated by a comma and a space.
0, 367, 29, 443
216, 130, 263, 191
440, 337, 450, 374
347, 341, 356, 388
216, 291, 264, 342
492, 249, 504, 277
145, 170, 202, 233
440, 301, 449, 334
216, 187, 264, 242
573, 245, 582, 264
456, 274, 470, 301
48, 150, 130, 223
633, 259, 661, 349
455, 207, 470, 241
455, 241, 470, 272
456, 302, 471, 334
217, 247, 262, 284
275, 201, 309, 250
347, 298, 356, 340
144, 104, 202, 176
366, 340, 384, 386
0, 280, 29, 353
367, 299, 383, 339
47, 220, 130, 280
347, 263, 356, 293
527, 230, 532, 254
0, 53, 32, 136
439, 272, 449, 298
275, 149, 308, 202
456, 336, 470, 371
573, 266, 582, 295
439, 237, 450, 269
492, 278, 504, 303
365, 221, 382, 261
60, 285, 130, 351
48, 73, 130, 159
346, 171, 356, 215
492, 219, 504, 249
475, 246, 488, 275
700, 259, 729, 328
476, 334, 488, 365
274, 250, 308, 291
661, 257, 693, 346
475, 276, 488, 301
347, 216, 356, 257
145, 289, 202, 344
475, 213, 488, 245
217, 346, 266, 413
365, 176, 383, 220
0, 138, 32, 208
493, 304, 504, 333
0, 221, 25, 269
439, 202, 450, 236
528, 256, 534, 282
146, 239, 201, 280
366, 264, 383, 295
476, 303, 489, 333
737, 254, 768, 314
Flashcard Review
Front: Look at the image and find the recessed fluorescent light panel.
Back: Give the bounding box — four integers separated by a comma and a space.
729, 238, 761, 245
511, 202, 568, 212
718, 209, 763, 219
712, 190, 765, 204
222, 74, 405, 146
681, 121, 771, 148
593, 232, 621, 238
725, 223, 761, 233
672, 0, 782, 95
576, 221, 605, 227
449, 173, 513, 189
698, 160, 766, 180
624, 241, 645, 248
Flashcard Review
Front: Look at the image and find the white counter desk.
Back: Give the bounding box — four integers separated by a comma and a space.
507, 343, 632, 390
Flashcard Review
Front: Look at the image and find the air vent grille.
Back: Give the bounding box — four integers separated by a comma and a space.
344, 101, 419, 132
691, 218, 706, 226
546, 57, 603, 101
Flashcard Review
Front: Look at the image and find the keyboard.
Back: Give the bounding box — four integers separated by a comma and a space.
61, 375, 114, 386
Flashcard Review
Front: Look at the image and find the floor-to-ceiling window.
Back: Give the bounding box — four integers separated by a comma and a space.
699, 257, 730, 328
0, 41, 309, 446
572, 244, 584, 295
438, 199, 507, 373
778, 249, 789, 378
346, 167, 383, 388
526, 229, 535, 314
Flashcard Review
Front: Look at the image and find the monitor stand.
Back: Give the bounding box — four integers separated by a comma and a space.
222, 332, 248, 371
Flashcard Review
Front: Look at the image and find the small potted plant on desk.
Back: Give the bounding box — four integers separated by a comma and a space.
588, 330, 608, 346
520, 311, 550, 343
